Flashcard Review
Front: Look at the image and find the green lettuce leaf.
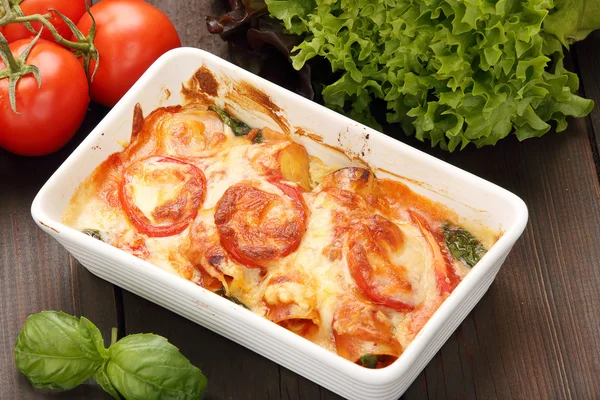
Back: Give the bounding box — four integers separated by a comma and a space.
266, 0, 595, 150
543, 0, 600, 46
265, 0, 315, 34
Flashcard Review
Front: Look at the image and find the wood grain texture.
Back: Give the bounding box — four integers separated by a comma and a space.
3, 1, 600, 400
144, 0, 229, 59
573, 30, 600, 178
0, 105, 118, 400
120, 290, 283, 400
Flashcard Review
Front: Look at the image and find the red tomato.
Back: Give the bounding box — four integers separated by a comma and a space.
0, 39, 89, 156
119, 156, 207, 237
215, 180, 307, 269
3, 0, 88, 44
76, 0, 181, 107
409, 211, 460, 295
346, 214, 415, 311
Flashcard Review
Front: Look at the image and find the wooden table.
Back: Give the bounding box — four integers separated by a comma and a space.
2, 1, 600, 399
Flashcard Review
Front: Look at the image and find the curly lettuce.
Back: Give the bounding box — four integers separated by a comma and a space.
544, 0, 600, 45
264, 0, 595, 150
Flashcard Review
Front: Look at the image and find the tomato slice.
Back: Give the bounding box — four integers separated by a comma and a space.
409, 211, 460, 295
214, 179, 308, 268
119, 156, 206, 237
346, 214, 415, 311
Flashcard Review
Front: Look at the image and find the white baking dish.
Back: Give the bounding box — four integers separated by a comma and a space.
31, 47, 528, 400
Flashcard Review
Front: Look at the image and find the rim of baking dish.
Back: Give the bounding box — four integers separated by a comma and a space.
31, 47, 529, 387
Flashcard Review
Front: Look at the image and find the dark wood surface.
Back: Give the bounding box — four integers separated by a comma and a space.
1, 1, 600, 399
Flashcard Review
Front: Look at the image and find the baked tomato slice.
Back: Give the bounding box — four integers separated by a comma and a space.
119, 156, 206, 237
214, 179, 307, 268
409, 211, 460, 295
346, 214, 415, 311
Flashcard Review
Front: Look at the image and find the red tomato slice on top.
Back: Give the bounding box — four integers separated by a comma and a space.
409, 210, 460, 295
214, 179, 308, 269
119, 156, 206, 237
346, 214, 415, 312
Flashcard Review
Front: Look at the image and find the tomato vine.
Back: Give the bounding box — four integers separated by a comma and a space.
0, 0, 98, 112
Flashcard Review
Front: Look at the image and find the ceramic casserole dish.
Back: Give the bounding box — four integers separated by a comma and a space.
31, 47, 528, 400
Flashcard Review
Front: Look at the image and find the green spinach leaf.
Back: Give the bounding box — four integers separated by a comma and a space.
443, 224, 487, 268
360, 354, 378, 369
106, 334, 207, 400
209, 106, 252, 136
14, 311, 105, 390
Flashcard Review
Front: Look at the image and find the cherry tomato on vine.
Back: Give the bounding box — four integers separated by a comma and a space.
0, 39, 89, 156
76, 0, 181, 107
3, 0, 89, 44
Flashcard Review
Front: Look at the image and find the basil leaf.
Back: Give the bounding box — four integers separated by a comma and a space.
443, 223, 487, 268
79, 316, 109, 359
93, 360, 123, 400
209, 106, 252, 136
360, 354, 378, 369
107, 334, 207, 400
14, 311, 105, 390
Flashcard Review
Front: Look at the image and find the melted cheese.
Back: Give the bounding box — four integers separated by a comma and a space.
388, 222, 436, 306
63, 102, 495, 368
127, 162, 188, 224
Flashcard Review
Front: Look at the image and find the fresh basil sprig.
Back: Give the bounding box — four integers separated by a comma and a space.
14, 311, 207, 399
13, 312, 106, 390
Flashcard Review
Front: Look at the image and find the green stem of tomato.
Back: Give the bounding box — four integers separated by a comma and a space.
0, 33, 19, 72
0, 0, 98, 114
0, 0, 10, 25
11, 15, 92, 52
0, 29, 42, 113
